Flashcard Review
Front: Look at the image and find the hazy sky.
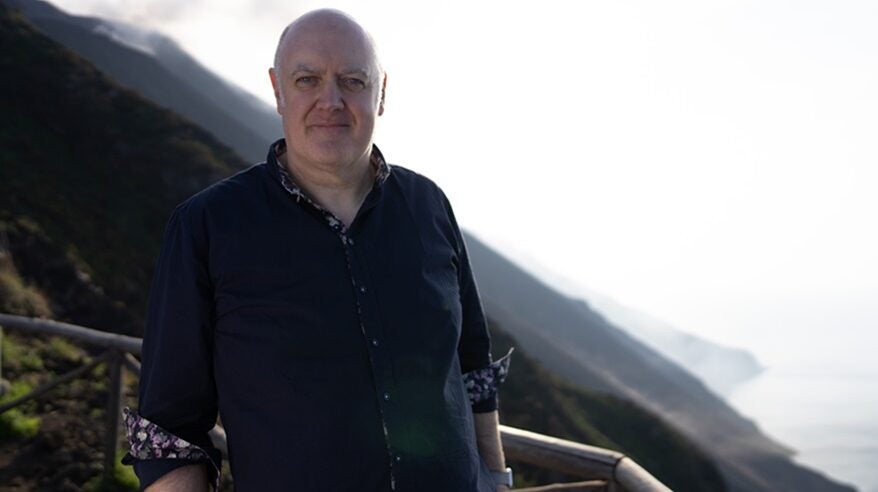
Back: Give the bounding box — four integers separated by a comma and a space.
53, 0, 878, 368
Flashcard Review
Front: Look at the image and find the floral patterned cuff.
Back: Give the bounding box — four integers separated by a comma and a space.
463, 348, 513, 405
122, 407, 221, 491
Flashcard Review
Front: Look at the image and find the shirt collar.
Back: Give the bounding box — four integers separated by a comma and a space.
268, 138, 391, 201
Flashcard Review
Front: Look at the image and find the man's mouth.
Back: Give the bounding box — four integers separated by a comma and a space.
310, 123, 350, 128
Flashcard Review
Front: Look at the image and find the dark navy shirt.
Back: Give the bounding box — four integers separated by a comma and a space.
127, 140, 507, 491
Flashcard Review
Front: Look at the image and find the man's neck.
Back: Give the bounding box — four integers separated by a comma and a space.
281, 152, 375, 227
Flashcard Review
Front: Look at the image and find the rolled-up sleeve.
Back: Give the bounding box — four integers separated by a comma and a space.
123, 200, 222, 490
439, 192, 512, 413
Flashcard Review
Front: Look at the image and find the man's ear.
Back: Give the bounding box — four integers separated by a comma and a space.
378, 73, 387, 116
269, 67, 283, 113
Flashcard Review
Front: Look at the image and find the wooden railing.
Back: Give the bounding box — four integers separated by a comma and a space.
0, 314, 142, 488
0, 313, 672, 492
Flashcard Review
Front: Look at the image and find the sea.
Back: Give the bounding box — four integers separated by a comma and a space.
728, 362, 878, 492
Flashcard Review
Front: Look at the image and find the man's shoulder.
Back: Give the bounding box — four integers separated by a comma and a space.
173, 162, 270, 222
387, 163, 429, 182
181, 162, 267, 207
387, 164, 445, 198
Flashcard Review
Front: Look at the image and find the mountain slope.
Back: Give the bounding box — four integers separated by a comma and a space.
0, 2, 245, 334
490, 325, 727, 491
465, 232, 855, 492
584, 290, 764, 397
518, 259, 765, 397
6, 0, 280, 163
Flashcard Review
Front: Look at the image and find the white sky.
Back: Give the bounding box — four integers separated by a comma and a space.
53, 0, 878, 368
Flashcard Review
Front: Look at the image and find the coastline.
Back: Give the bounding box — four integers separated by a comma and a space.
728, 364, 878, 492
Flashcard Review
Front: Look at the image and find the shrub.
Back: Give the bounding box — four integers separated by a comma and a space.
0, 380, 41, 440
83, 452, 140, 491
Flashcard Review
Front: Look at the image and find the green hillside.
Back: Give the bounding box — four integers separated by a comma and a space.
0, 4, 245, 336
0, 4, 726, 490
491, 325, 726, 491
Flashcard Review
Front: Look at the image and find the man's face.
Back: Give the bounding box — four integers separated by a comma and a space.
270, 18, 385, 170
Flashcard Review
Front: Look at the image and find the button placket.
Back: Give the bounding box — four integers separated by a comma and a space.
340, 233, 397, 488
273, 146, 402, 488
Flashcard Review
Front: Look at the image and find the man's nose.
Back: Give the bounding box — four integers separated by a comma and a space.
316, 80, 344, 111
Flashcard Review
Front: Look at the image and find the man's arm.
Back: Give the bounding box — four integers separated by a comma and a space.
145, 464, 209, 492
126, 202, 222, 490
474, 411, 509, 490
437, 189, 513, 490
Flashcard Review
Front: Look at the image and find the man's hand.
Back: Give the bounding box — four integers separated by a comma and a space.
145, 463, 209, 492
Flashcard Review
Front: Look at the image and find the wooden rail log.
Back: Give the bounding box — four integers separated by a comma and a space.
122, 353, 142, 375
0, 351, 110, 414
209, 425, 229, 456
613, 457, 672, 492
500, 425, 620, 479
205, 423, 671, 491
499, 425, 672, 492
0, 314, 142, 354
516, 481, 609, 491
103, 350, 125, 485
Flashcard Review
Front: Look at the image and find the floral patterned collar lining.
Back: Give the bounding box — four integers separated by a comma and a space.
270, 139, 391, 238
272, 139, 391, 205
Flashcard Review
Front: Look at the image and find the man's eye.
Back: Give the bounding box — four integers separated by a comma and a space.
295, 76, 318, 88
342, 78, 366, 91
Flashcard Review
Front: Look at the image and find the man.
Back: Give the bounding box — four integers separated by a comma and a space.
125, 9, 512, 492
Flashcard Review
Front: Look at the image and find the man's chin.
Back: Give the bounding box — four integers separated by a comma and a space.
293, 145, 363, 168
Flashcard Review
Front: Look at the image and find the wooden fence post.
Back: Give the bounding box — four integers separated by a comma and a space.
103, 349, 124, 485
0, 325, 4, 385
0, 325, 7, 397
0, 325, 4, 395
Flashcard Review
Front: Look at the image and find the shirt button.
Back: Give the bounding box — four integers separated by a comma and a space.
394, 455, 402, 463
371, 338, 379, 347
347, 237, 355, 245
359, 286, 367, 294
383, 392, 391, 401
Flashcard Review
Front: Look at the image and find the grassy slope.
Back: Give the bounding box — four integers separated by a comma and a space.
0, 4, 245, 335
0, 249, 138, 490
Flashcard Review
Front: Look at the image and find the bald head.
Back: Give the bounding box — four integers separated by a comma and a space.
273, 9, 382, 77
268, 8, 387, 173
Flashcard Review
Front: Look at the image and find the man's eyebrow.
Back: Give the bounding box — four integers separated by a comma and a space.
340, 68, 370, 77
291, 64, 320, 74
289, 65, 371, 78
